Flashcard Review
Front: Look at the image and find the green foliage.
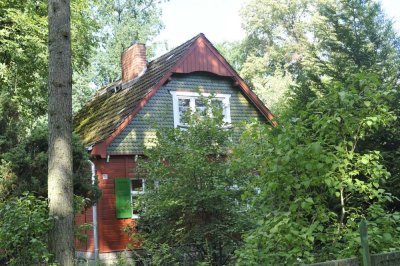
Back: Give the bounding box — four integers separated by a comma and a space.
0, 193, 53, 265
74, 195, 95, 248
0, 0, 100, 201
0, 123, 101, 204
234, 73, 400, 264
295, 0, 400, 213
216, 1, 400, 263
0, 160, 17, 200
0, 0, 98, 120
214, 41, 247, 72
132, 107, 250, 265
0, 0, 48, 119
236, 0, 316, 112
0, 193, 96, 265
233, 0, 400, 114
73, 0, 165, 112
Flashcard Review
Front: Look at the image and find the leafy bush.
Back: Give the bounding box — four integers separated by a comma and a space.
131, 104, 251, 265
0, 193, 52, 265
234, 74, 400, 264
1, 124, 101, 205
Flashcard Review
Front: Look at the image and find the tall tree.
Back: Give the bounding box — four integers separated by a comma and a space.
73, 0, 164, 112
237, 0, 400, 206
47, 0, 74, 264
235, 73, 400, 265
94, 0, 163, 84
238, 0, 316, 112
0, 0, 98, 195
233, 0, 400, 263
0, 0, 98, 123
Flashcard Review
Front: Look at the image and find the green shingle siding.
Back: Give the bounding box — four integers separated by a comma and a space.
108, 73, 266, 154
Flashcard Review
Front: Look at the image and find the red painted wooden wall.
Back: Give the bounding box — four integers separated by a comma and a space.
174, 39, 233, 76
75, 156, 139, 253
75, 207, 94, 251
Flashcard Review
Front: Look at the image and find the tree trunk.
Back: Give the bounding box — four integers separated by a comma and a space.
48, 0, 74, 265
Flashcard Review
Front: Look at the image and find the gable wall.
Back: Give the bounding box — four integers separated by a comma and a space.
108, 72, 267, 155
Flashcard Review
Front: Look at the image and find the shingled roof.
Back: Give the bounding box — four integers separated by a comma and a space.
74, 33, 275, 155
74, 35, 199, 146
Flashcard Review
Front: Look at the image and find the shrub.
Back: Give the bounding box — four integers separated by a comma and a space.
0, 193, 53, 265
133, 103, 251, 265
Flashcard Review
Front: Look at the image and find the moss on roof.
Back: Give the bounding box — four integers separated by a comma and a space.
73, 35, 199, 146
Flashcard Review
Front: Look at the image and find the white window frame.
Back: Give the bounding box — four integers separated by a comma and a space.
170, 91, 231, 128
130, 178, 145, 219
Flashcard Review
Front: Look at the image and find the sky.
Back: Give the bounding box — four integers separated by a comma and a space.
153, 0, 245, 54
154, 0, 400, 55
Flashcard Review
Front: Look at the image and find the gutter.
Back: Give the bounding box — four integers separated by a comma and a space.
88, 160, 99, 262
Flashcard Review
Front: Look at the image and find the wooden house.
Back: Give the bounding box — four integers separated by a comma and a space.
74, 33, 274, 262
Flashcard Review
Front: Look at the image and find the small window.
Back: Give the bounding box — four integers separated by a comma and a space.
131, 178, 145, 218
170, 91, 231, 127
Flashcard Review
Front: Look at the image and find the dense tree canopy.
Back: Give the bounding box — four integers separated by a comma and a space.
232, 0, 400, 207
73, 0, 164, 111
234, 73, 400, 264
0, 0, 98, 120
229, 0, 400, 264
0, 0, 101, 201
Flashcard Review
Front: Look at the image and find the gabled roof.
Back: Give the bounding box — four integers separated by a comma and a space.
74, 33, 275, 157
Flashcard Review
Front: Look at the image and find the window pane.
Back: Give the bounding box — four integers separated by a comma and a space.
211, 99, 224, 118
131, 179, 143, 192
195, 98, 207, 117
211, 99, 223, 110
178, 98, 190, 123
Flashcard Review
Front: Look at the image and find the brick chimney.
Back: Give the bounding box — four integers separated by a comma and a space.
121, 43, 147, 82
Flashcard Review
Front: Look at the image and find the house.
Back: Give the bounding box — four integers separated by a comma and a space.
74, 33, 275, 262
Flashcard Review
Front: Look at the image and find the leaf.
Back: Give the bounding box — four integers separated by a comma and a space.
339, 91, 347, 100
383, 233, 392, 241
361, 157, 369, 164
310, 142, 321, 153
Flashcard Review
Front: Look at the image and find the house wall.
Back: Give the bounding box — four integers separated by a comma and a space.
96, 156, 140, 252
75, 156, 139, 253
108, 72, 267, 155
75, 206, 94, 252
75, 72, 270, 254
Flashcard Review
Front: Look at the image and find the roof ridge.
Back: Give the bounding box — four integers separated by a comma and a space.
73, 34, 203, 146
85, 34, 201, 101
73, 33, 275, 151
147, 33, 201, 64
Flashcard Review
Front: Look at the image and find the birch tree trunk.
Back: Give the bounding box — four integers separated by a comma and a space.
48, 0, 74, 264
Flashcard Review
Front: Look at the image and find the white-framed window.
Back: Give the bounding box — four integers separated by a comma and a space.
170, 91, 231, 128
130, 178, 145, 218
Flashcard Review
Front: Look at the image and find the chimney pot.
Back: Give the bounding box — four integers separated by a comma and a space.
121, 43, 147, 82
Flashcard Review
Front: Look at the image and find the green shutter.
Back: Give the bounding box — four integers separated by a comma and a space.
115, 178, 132, 219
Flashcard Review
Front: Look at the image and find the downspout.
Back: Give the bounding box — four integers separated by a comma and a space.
88, 160, 99, 262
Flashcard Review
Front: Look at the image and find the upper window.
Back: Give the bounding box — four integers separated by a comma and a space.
170, 91, 231, 128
